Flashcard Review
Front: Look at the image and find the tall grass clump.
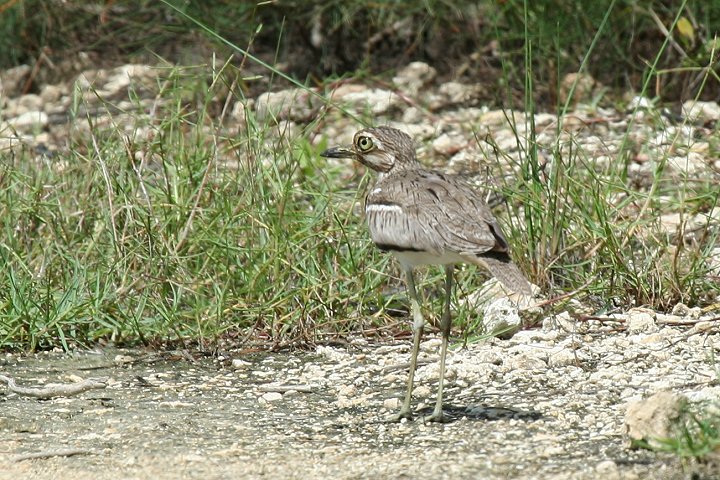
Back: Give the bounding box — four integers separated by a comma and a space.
489, 0, 720, 311
0, 63, 394, 351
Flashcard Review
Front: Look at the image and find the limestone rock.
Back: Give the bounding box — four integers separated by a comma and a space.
0, 64, 31, 98
393, 62, 436, 96
255, 88, 322, 122
7, 111, 48, 130
625, 391, 686, 448
682, 100, 720, 123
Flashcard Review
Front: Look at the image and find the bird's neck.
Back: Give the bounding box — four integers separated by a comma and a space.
378, 159, 420, 182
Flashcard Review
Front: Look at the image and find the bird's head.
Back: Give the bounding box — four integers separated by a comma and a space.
320, 126, 417, 173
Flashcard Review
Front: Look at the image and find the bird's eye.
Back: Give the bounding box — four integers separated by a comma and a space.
357, 136, 374, 152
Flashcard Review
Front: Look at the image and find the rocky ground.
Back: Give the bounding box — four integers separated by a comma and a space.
1, 60, 720, 478
1, 312, 719, 479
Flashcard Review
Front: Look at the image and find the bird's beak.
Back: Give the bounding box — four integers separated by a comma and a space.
320, 145, 356, 159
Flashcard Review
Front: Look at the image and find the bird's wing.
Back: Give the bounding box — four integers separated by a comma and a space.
365, 170, 509, 256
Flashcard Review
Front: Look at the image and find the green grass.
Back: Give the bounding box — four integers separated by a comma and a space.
485, 0, 720, 311
0, 63, 395, 350
0, 1, 719, 351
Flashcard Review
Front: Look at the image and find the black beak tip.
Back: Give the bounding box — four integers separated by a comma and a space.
320, 146, 354, 159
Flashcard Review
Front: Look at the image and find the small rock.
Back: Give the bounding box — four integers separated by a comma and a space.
302, 364, 327, 380
316, 345, 349, 361
18, 94, 43, 111
659, 212, 683, 233
338, 385, 357, 397
625, 391, 686, 448
506, 352, 547, 371
336, 394, 369, 408
382, 372, 402, 384
339, 88, 399, 115
431, 132, 466, 156
260, 391, 283, 403
533, 113, 557, 128
540, 444, 564, 457
413, 385, 431, 398
637, 332, 667, 344
437, 81, 482, 105
650, 125, 695, 149
480, 110, 525, 127
375, 344, 408, 355
543, 311, 576, 332
627, 312, 658, 333
255, 88, 321, 122
690, 321, 715, 334
328, 83, 366, 99
559, 72, 597, 106
40, 84, 64, 104
97, 64, 155, 98
8, 111, 48, 130
655, 313, 682, 325
34, 132, 52, 147
682, 100, 720, 122
446, 149, 480, 173
490, 453, 512, 464
401, 106, 423, 123
481, 297, 522, 339
492, 128, 528, 152
393, 122, 435, 140
548, 349, 578, 367
595, 459, 620, 479
231, 359, 251, 369
685, 386, 720, 405
393, 62, 436, 96
419, 337, 442, 352
627, 96, 655, 110
0, 64, 31, 98
512, 329, 558, 343
417, 362, 456, 384
113, 355, 134, 364
101, 64, 153, 96
667, 152, 706, 175
231, 99, 252, 125
671, 303, 690, 316
0, 135, 23, 151
383, 397, 401, 410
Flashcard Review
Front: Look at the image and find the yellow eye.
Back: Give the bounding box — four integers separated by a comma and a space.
356, 136, 374, 152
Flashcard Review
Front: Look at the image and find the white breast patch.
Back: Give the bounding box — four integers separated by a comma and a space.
366, 203, 403, 214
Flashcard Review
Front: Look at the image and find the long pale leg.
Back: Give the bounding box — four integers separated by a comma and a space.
386, 265, 424, 422
425, 264, 454, 423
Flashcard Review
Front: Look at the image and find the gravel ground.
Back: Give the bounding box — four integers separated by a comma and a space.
1, 313, 719, 479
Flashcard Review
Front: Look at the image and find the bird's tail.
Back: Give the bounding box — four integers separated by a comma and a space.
472, 252, 533, 296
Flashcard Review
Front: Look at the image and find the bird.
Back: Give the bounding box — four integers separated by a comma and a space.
321, 126, 532, 423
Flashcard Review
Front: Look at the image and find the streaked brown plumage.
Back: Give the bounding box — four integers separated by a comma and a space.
321, 126, 532, 422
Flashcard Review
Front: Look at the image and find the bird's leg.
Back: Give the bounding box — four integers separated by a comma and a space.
386, 265, 424, 423
424, 264, 454, 423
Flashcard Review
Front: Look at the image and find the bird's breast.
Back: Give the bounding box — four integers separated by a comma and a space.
389, 249, 466, 267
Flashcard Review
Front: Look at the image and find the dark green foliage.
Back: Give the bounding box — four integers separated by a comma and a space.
2, 1, 719, 101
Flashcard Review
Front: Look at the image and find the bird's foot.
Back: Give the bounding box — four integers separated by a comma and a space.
385, 410, 413, 423
423, 409, 449, 424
